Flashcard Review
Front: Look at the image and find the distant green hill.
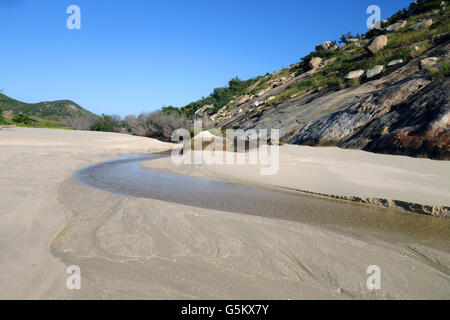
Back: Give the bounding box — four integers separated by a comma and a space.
0, 93, 95, 119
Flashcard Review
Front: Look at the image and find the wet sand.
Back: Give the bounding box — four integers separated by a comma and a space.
77, 154, 450, 251
0, 127, 172, 299
1, 127, 449, 299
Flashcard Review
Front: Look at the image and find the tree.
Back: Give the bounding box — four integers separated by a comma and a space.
66, 115, 96, 130
339, 32, 361, 44
123, 110, 189, 141
12, 113, 35, 125
90, 114, 122, 132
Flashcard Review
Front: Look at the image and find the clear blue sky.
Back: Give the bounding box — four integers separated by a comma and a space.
1, 0, 412, 116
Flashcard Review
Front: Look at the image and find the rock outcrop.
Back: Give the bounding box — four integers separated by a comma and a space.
409, 19, 433, 30
315, 41, 338, 51
193, 104, 214, 120
216, 40, 450, 160
387, 59, 404, 67
344, 70, 364, 80
366, 35, 388, 55
420, 56, 439, 68
309, 57, 323, 69
366, 65, 384, 78
193, 1, 450, 161
386, 20, 407, 32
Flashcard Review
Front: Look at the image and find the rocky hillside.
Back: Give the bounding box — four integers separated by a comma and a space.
0, 93, 94, 120
192, 0, 450, 160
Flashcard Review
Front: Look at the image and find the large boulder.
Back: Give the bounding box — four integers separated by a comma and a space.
309, 57, 323, 69
420, 57, 439, 69
366, 65, 384, 78
386, 20, 407, 32
346, 38, 359, 44
237, 95, 253, 105
255, 88, 270, 97
345, 70, 364, 80
315, 41, 338, 51
365, 35, 388, 55
409, 19, 433, 30
387, 58, 404, 67
193, 104, 214, 120
184, 130, 230, 152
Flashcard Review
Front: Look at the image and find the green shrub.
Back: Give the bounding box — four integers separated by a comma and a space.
387, 8, 408, 25
181, 76, 260, 117
441, 63, 450, 76
12, 113, 35, 125
347, 78, 361, 87
413, 0, 446, 15
364, 28, 385, 41
161, 105, 181, 115
339, 32, 362, 44
90, 114, 122, 132
296, 49, 339, 73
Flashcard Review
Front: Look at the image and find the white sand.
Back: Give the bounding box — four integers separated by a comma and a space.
142, 145, 450, 207
0, 127, 172, 299
1, 127, 449, 299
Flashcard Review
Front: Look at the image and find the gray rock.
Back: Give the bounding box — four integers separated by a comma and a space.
432, 33, 450, 43
237, 95, 252, 105
386, 20, 407, 32
409, 19, 433, 30
309, 57, 323, 69
387, 59, 404, 67
366, 35, 388, 55
420, 57, 439, 69
366, 65, 384, 78
193, 104, 214, 120
315, 41, 337, 51
215, 39, 450, 160
345, 70, 365, 80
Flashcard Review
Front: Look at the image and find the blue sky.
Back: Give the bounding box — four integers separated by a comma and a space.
1, 0, 412, 116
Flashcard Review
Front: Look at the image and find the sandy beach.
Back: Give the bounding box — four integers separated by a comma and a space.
0, 127, 172, 299
142, 145, 450, 211
1, 127, 449, 299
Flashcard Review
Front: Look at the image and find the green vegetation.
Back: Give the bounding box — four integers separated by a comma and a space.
248, 79, 270, 95
296, 48, 340, 72
90, 114, 122, 132
0, 93, 94, 119
12, 113, 36, 125
0, 111, 68, 128
426, 60, 450, 79
441, 62, 450, 76
339, 32, 362, 44
261, 1, 449, 110
387, 8, 408, 25
180, 77, 261, 117
0, 92, 97, 129
3, 0, 448, 141
161, 105, 181, 115
90, 0, 449, 133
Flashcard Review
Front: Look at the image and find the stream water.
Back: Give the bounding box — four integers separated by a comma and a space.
74, 153, 450, 251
